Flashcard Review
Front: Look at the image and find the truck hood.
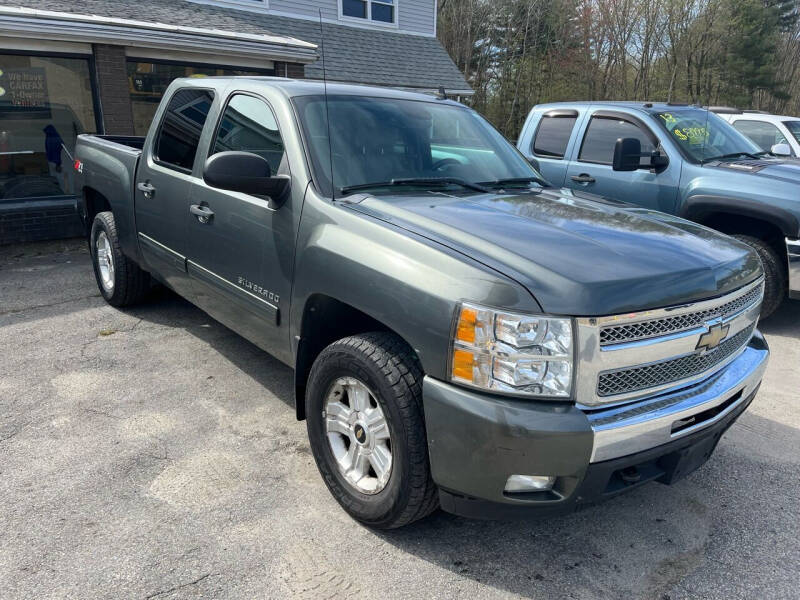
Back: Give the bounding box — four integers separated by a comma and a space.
709, 157, 800, 184
348, 187, 762, 315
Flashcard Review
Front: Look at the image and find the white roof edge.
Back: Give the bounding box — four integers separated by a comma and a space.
0, 6, 317, 50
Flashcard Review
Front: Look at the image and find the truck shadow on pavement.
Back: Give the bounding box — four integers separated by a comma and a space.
123, 287, 296, 412
120, 287, 799, 600
374, 406, 800, 599
758, 297, 800, 337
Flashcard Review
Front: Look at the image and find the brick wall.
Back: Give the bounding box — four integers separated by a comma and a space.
0, 199, 84, 246
93, 44, 135, 135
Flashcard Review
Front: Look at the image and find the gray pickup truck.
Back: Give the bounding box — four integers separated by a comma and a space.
75, 77, 769, 528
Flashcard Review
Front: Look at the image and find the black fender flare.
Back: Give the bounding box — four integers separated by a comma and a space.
681, 195, 798, 238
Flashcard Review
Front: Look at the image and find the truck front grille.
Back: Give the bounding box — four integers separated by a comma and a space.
597, 324, 755, 397
599, 284, 762, 346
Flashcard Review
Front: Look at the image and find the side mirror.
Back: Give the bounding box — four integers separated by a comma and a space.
649, 150, 669, 170
203, 151, 290, 203
613, 137, 641, 171
771, 143, 792, 157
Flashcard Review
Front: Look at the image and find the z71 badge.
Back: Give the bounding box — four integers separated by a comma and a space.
238, 277, 279, 304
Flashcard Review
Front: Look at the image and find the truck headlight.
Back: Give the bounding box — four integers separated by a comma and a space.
450, 302, 573, 398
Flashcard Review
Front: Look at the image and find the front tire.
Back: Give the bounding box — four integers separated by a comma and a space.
90, 211, 150, 307
306, 332, 438, 529
732, 235, 786, 319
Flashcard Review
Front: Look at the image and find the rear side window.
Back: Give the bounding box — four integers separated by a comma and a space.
212, 94, 286, 172
579, 116, 655, 166
155, 88, 215, 172
532, 115, 577, 158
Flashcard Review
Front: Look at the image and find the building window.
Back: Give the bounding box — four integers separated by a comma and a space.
340, 0, 396, 25
0, 52, 98, 201
126, 60, 275, 136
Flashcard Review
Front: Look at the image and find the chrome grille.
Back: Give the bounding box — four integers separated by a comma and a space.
599, 284, 762, 346
597, 324, 755, 397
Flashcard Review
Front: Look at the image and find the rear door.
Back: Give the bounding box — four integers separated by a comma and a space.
564, 110, 681, 213
185, 91, 293, 355
520, 109, 582, 187
134, 87, 216, 295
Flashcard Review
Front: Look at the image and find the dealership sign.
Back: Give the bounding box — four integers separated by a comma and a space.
0, 67, 49, 108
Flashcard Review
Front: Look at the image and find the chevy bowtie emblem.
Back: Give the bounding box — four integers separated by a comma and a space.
696, 322, 730, 351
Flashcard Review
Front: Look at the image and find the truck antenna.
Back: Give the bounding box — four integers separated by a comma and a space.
700, 97, 711, 166
319, 9, 336, 200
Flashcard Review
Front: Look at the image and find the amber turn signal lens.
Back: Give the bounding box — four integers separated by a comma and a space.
452, 348, 474, 380
456, 306, 478, 344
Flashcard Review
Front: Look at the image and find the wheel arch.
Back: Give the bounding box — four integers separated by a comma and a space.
81, 187, 112, 236
682, 195, 795, 258
293, 294, 420, 421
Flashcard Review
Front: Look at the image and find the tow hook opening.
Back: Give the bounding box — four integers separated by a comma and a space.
620, 466, 641, 484
670, 389, 743, 436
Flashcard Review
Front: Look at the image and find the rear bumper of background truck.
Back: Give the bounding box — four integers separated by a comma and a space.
788, 238, 800, 300
423, 331, 769, 519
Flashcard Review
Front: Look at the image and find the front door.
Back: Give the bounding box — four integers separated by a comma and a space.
185, 93, 294, 355
134, 87, 215, 296
564, 111, 680, 213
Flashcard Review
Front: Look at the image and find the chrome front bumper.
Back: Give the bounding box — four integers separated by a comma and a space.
588, 331, 768, 462
788, 238, 800, 299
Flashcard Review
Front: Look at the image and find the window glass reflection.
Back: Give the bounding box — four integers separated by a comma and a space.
0, 53, 96, 200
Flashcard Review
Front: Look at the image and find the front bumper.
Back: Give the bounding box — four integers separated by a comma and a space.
423, 331, 769, 519
788, 238, 800, 299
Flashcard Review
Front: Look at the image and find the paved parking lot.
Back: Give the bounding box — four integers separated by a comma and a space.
1, 239, 799, 599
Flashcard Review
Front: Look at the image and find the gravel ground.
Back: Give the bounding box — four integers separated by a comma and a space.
1, 239, 798, 600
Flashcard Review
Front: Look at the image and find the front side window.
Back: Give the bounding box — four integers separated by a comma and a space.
579, 116, 655, 166
783, 120, 800, 144
532, 115, 577, 158
733, 120, 789, 151
212, 94, 285, 172
0, 53, 97, 201
155, 88, 214, 172
655, 109, 761, 163
293, 95, 541, 197
341, 0, 396, 24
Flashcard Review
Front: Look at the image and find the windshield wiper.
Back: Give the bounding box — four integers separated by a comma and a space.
476, 176, 550, 189
703, 151, 762, 163
339, 177, 488, 195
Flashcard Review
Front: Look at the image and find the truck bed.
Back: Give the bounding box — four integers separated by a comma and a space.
75, 134, 143, 259
82, 135, 145, 152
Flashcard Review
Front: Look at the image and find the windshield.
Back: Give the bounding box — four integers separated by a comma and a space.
293, 95, 542, 196
654, 108, 761, 163
784, 120, 800, 144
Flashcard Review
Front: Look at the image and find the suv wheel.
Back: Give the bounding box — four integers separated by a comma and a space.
305, 332, 438, 529
732, 235, 786, 319
90, 211, 150, 307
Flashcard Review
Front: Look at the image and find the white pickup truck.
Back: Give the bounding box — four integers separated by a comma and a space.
712, 109, 800, 158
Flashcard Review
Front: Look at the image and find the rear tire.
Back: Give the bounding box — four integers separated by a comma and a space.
90, 211, 150, 307
732, 234, 786, 319
305, 332, 438, 529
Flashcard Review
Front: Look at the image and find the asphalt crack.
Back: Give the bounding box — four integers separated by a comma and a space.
144, 572, 220, 599
0, 293, 102, 316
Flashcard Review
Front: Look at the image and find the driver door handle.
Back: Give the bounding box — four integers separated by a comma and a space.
137, 182, 156, 199
190, 203, 215, 224
571, 173, 596, 184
